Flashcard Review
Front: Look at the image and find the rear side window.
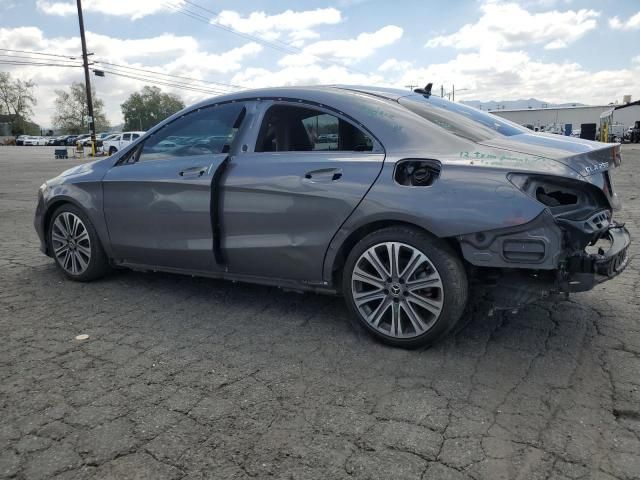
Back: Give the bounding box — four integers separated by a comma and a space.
133, 102, 245, 163
255, 104, 373, 152
400, 95, 526, 142
122, 134, 131, 141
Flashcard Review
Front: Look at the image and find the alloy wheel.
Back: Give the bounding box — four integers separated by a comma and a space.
351, 242, 444, 339
51, 212, 91, 275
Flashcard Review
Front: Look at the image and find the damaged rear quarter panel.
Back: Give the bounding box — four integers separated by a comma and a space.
322, 150, 551, 282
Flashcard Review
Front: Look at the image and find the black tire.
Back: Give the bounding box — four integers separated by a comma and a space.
48, 204, 110, 282
109, 146, 117, 155
342, 226, 468, 349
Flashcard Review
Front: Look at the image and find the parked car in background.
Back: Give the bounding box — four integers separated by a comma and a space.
15, 135, 26, 146
571, 129, 581, 137
47, 137, 57, 146
97, 133, 122, 153
102, 131, 144, 154
54, 135, 72, 146
81, 133, 112, 148
65, 136, 79, 146
23, 136, 47, 146
74, 134, 91, 146
541, 124, 563, 135
80, 132, 106, 144
34, 85, 630, 349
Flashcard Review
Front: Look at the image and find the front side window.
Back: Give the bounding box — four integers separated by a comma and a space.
134, 102, 245, 163
132, 133, 140, 140
255, 104, 373, 153
122, 134, 131, 141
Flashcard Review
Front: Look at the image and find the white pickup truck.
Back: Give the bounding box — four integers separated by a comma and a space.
103, 131, 144, 154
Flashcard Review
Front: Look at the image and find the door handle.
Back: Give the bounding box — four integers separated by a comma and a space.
304, 168, 343, 182
179, 166, 208, 177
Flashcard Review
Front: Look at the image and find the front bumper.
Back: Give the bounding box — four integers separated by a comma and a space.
558, 224, 631, 292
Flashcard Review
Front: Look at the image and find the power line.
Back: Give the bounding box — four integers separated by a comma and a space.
162, 2, 298, 56
0, 48, 243, 91
97, 68, 232, 96
0, 53, 82, 66
0, 60, 83, 68
97, 66, 232, 95
162, 0, 371, 77
93, 60, 243, 90
181, 0, 299, 53
0, 48, 78, 60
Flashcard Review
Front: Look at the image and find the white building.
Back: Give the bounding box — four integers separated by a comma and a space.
490, 101, 640, 136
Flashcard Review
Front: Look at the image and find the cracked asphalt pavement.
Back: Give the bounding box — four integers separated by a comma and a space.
1, 145, 639, 480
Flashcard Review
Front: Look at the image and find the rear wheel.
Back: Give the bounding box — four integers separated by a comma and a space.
48, 204, 110, 281
109, 146, 117, 155
342, 226, 468, 349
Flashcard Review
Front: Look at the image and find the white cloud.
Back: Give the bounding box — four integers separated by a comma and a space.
0, 26, 259, 126
231, 64, 383, 90
426, 1, 599, 51
36, 0, 181, 20
278, 25, 403, 67
229, 39, 639, 109
214, 8, 342, 45
162, 43, 263, 75
609, 12, 640, 31
386, 49, 639, 106
378, 59, 413, 72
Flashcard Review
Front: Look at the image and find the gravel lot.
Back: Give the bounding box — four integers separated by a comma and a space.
1, 145, 639, 480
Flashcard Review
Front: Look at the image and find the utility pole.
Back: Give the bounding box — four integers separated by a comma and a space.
440, 85, 444, 98
76, 0, 96, 156
452, 85, 455, 102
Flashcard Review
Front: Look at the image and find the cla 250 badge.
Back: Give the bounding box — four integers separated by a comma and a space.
585, 162, 609, 173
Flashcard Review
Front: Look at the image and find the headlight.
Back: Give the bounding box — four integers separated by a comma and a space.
39, 182, 47, 192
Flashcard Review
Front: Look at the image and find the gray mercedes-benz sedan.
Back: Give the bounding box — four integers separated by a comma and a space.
34, 85, 630, 348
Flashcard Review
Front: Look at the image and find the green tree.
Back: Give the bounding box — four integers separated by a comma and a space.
121, 86, 185, 131
52, 82, 109, 134
0, 72, 37, 135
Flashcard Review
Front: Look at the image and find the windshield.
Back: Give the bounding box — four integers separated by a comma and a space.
399, 94, 527, 142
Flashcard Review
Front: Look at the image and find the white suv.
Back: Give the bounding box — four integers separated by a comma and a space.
103, 131, 144, 155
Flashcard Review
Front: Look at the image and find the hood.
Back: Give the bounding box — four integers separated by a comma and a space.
48, 156, 116, 186
479, 133, 621, 178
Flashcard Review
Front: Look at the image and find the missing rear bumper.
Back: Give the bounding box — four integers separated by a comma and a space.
557, 225, 631, 292
465, 222, 631, 310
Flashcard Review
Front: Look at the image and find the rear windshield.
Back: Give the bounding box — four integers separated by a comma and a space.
399, 94, 527, 142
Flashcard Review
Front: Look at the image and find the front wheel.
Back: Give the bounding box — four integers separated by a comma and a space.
48, 204, 110, 281
109, 146, 117, 155
342, 227, 468, 349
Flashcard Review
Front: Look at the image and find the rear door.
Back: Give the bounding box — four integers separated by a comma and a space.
221, 101, 385, 282
103, 102, 246, 271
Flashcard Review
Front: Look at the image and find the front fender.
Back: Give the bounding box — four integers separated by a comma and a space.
39, 158, 115, 258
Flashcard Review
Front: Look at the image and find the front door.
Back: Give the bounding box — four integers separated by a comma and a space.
103, 102, 246, 272
221, 102, 385, 282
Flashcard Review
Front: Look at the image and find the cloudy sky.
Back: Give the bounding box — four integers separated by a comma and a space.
1, 0, 639, 127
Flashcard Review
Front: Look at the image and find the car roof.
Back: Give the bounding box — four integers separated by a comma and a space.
186, 85, 411, 111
